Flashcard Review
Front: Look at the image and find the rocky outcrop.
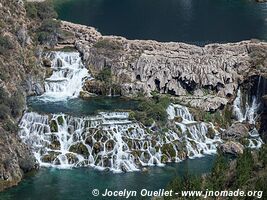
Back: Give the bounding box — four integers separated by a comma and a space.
219, 141, 244, 156
0, 128, 36, 191
0, 0, 46, 191
60, 21, 267, 111
222, 123, 250, 140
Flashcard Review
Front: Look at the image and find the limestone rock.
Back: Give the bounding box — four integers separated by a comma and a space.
219, 141, 244, 156
222, 122, 249, 140
60, 20, 267, 111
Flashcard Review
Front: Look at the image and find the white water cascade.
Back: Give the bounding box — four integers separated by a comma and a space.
233, 89, 263, 148
18, 104, 220, 172
42, 51, 91, 100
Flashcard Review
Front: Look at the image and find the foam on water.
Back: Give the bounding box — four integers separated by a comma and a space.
233, 89, 263, 148
41, 51, 91, 101
19, 104, 220, 172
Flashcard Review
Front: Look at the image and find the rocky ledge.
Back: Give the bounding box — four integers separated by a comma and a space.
60, 21, 267, 112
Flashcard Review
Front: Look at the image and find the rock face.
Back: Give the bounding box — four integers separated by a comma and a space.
0, 0, 45, 191
0, 128, 36, 191
60, 21, 267, 111
222, 123, 250, 140
219, 141, 244, 156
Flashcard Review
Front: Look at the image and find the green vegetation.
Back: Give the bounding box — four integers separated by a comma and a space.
0, 35, 14, 55
37, 19, 60, 45
165, 146, 267, 199
93, 38, 123, 51
194, 104, 232, 129
0, 87, 24, 131
236, 149, 254, 186
132, 94, 171, 127
165, 173, 202, 200
25, 1, 60, 46
25, 1, 57, 20
95, 67, 112, 82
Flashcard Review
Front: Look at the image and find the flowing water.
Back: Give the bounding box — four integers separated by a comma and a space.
53, 0, 267, 45
18, 104, 220, 172
41, 51, 91, 101
232, 76, 265, 148
1, 51, 263, 198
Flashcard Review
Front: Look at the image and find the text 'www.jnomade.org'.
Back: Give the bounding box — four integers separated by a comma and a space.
91, 188, 263, 199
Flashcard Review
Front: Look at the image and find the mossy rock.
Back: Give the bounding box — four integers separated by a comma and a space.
85, 136, 93, 146
93, 130, 106, 141
49, 135, 60, 150
143, 142, 148, 149
69, 143, 89, 156
41, 153, 59, 163
50, 120, 58, 132
131, 150, 141, 158
57, 116, 64, 125
151, 140, 157, 147
207, 127, 216, 139
174, 116, 183, 123
143, 118, 154, 127
128, 127, 134, 132
105, 140, 115, 151
127, 140, 133, 149
45, 68, 53, 78
92, 142, 102, 154
161, 144, 176, 158
161, 154, 169, 163
66, 153, 79, 164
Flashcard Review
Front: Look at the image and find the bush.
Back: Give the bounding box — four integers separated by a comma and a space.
25, 1, 57, 20
208, 152, 228, 190
0, 35, 14, 55
9, 91, 25, 118
95, 67, 112, 82
37, 19, 60, 45
93, 39, 123, 51
236, 149, 254, 186
3, 119, 18, 132
0, 104, 11, 120
259, 144, 267, 167
25, 2, 38, 18
165, 174, 202, 200
0, 87, 9, 104
133, 96, 170, 127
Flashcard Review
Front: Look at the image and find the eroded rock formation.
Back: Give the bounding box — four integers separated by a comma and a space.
60, 21, 267, 111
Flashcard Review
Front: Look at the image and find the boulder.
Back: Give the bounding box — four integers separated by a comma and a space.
219, 141, 244, 156
222, 123, 249, 140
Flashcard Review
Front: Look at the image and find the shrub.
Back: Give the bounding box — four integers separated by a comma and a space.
9, 91, 25, 118
0, 104, 11, 120
208, 152, 228, 190
236, 149, 254, 186
25, 1, 57, 20
165, 174, 202, 200
95, 67, 112, 82
37, 19, 61, 45
3, 119, 18, 132
25, 2, 38, 18
93, 39, 123, 51
259, 144, 267, 167
0, 35, 14, 55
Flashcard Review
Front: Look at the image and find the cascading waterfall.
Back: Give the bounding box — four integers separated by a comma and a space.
18, 104, 220, 172
42, 51, 91, 100
233, 85, 263, 148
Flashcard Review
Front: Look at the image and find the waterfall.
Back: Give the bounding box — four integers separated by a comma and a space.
18, 104, 220, 172
232, 81, 264, 148
233, 89, 258, 124
42, 51, 91, 100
